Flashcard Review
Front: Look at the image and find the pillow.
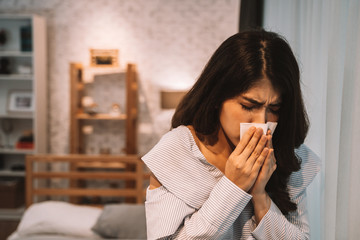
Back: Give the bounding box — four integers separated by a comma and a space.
17, 201, 102, 238
92, 204, 147, 239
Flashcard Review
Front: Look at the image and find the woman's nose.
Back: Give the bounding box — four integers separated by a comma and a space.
253, 109, 267, 123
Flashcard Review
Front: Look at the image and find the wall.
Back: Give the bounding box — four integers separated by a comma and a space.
0, 0, 240, 155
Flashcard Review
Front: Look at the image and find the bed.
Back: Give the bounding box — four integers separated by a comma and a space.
8, 154, 149, 240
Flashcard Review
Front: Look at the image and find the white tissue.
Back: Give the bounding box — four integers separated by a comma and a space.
240, 122, 278, 140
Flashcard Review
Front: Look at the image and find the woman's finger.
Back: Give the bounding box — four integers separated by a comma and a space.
232, 126, 256, 156
246, 134, 268, 166
264, 149, 276, 174
269, 149, 277, 171
240, 128, 266, 160
250, 147, 269, 173
266, 130, 272, 148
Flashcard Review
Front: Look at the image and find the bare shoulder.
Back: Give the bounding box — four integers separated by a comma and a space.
149, 172, 162, 190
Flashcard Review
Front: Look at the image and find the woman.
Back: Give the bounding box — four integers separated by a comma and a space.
142, 30, 320, 239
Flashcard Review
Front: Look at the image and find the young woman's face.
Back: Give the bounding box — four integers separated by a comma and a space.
219, 78, 281, 146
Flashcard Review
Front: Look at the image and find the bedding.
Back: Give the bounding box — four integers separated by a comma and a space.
8, 201, 146, 240
92, 204, 146, 239
8, 234, 102, 240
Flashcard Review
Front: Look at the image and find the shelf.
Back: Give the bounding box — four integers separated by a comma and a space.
0, 51, 33, 57
0, 113, 33, 119
75, 161, 126, 169
70, 63, 137, 155
0, 170, 25, 177
76, 113, 127, 120
0, 74, 33, 81
0, 148, 34, 154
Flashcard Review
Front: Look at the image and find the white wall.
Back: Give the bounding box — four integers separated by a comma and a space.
0, 0, 240, 155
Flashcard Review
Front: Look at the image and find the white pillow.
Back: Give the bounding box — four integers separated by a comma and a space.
17, 201, 102, 238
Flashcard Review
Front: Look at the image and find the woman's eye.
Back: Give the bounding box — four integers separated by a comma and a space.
269, 107, 281, 114
241, 104, 254, 111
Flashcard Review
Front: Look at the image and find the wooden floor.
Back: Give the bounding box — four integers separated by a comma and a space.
0, 220, 19, 240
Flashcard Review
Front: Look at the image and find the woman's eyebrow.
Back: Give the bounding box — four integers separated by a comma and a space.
242, 96, 281, 106
241, 96, 264, 105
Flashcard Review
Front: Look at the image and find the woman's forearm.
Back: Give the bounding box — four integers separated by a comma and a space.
251, 193, 271, 224
251, 194, 310, 240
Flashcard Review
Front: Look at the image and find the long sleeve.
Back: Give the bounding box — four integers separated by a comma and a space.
249, 190, 310, 239
145, 176, 252, 239
142, 127, 320, 239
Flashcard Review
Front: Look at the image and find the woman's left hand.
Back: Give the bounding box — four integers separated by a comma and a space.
249, 133, 276, 196
249, 130, 277, 223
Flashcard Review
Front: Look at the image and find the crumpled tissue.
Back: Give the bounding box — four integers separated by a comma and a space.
240, 122, 277, 140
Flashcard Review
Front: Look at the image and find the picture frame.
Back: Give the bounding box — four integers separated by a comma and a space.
7, 90, 34, 113
90, 49, 119, 67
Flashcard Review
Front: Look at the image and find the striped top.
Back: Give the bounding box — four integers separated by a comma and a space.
142, 126, 320, 239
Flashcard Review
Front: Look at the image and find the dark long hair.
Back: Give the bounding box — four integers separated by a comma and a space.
171, 30, 309, 215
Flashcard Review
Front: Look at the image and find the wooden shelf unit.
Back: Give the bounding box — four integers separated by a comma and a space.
69, 62, 141, 204
69, 62, 138, 155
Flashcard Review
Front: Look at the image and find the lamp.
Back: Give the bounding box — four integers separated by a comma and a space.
160, 90, 187, 109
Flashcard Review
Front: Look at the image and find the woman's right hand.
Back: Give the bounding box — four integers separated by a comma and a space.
224, 127, 269, 192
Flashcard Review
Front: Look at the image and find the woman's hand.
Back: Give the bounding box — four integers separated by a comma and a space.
224, 127, 269, 192
249, 130, 277, 223
249, 132, 277, 197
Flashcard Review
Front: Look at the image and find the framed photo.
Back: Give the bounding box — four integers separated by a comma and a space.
7, 90, 34, 113
90, 49, 119, 67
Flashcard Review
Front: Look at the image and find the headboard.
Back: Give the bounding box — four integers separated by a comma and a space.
25, 154, 149, 207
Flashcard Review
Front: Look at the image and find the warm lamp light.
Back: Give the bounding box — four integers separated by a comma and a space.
160, 90, 187, 109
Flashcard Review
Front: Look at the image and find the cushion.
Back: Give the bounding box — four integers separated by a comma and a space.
16, 201, 102, 238
91, 204, 147, 239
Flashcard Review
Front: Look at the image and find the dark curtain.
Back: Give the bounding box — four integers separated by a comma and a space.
239, 0, 264, 32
